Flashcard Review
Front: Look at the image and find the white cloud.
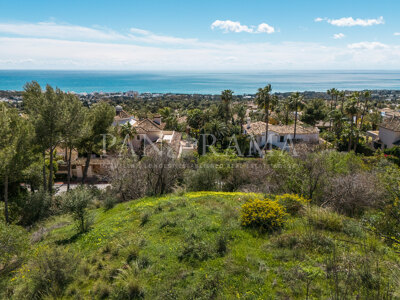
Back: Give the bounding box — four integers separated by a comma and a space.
316, 16, 384, 27
129, 28, 150, 35
0, 21, 198, 45
256, 23, 275, 34
333, 33, 345, 39
0, 22, 126, 40
0, 21, 399, 70
347, 41, 388, 50
211, 20, 275, 34
394, 32, 400, 36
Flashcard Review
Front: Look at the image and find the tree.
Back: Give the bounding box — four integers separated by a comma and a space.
338, 90, 346, 114
291, 92, 303, 139
62, 186, 93, 233
187, 108, 204, 130
62, 94, 85, 190
344, 95, 359, 152
301, 98, 327, 126
221, 90, 233, 124
23, 82, 68, 193
78, 102, 115, 184
204, 120, 228, 147
0, 222, 28, 268
279, 96, 292, 125
255, 84, 273, 146
353, 91, 371, 152
234, 103, 247, 133
0, 103, 34, 223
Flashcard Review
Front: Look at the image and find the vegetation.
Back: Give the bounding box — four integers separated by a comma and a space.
1, 192, 399, 299
241, 197, 287, 231
1, 81, 400, 298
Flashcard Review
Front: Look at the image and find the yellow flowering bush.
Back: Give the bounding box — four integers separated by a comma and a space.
275, 194, 310, 216
241, 198, 287, 231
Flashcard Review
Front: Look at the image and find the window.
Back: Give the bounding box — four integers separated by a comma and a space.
280, 135, 285, 142
137, 135, 140, 140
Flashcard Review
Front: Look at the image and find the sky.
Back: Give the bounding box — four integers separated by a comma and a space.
0, 0, 400, 70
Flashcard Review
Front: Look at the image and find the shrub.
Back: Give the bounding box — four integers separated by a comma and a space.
178, 234, 214, 263
323, 172, 384, 217
275, 194, 309, 216
272, 231, 334, 253
0, 222, 28, 268
140, 212, 150, 226
241, 198, 287, 231
103, 195, 117, 210
62, 186, 94, 233
305, 206, 344, 232
19, 188, 52, 226
111, 279, 144, 300
94, 281, 111, 299
16, 247, 78, 299
216, 233, 228, 256
185, 166, 219, 191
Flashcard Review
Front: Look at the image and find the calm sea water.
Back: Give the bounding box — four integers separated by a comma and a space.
0, 70, 400, 94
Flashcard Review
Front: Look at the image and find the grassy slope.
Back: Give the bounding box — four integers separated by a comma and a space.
3, 192, 400, 299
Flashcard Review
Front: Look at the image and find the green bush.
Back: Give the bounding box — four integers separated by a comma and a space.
178, 234, 214, 263
305, 206, 344, 232
0, 222, 28, 268
272, 231, 334, 253
62, 186, 94, 233
111, 279, 144, 299
275, 194, 309, 216
19, 188, 52, 226
185, 166, 219, 191
241, 198, 287, 231
15, 247, 78, 299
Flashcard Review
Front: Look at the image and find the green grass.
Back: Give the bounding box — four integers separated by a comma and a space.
2, 191, 400, 299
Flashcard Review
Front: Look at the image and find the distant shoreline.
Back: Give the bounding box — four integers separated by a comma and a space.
1, 70, 400, 94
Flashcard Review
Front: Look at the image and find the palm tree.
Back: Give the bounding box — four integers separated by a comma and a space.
221, 90, 233, 124
280, 96, 292, 125
291, 92, 303, 139
204, 120, 229, 148
327, 88, 338, 130
255, 84, 272, 146
354, 91, 371, 151
339, 90, 346, 114
234, 103, 247, 134
120, 122, 136, 139
344, 95, 358, 152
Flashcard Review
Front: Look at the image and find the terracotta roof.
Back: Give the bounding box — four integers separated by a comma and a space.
269, 124, 319, 135
134, 118, 163, 133
245, 121, 267, 135
245, 121, 318, 135
380, 118, 400, 132
115, 110, 131, 119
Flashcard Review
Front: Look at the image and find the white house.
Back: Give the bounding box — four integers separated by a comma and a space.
369, 118, 400, 149
244, 121, 319, 151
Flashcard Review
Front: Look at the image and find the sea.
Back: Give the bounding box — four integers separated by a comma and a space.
1, 70, 400, 94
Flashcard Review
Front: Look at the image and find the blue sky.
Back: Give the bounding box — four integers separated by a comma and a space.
0, 0, 399, 70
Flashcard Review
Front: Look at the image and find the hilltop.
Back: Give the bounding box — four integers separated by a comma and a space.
1, 192, 399, 299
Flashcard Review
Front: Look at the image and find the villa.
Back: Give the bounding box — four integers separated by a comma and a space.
368, 117, 400, 149
244, 121, 320, 151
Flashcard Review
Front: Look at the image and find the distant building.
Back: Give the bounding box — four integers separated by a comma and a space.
369, 118, 400, 149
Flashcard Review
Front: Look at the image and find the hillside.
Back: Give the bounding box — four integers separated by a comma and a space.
2, 192, 400, 299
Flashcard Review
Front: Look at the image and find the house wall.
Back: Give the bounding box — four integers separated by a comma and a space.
131, 132, 163, 149
268, 132, 319, 150
379, 127, 400, 148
